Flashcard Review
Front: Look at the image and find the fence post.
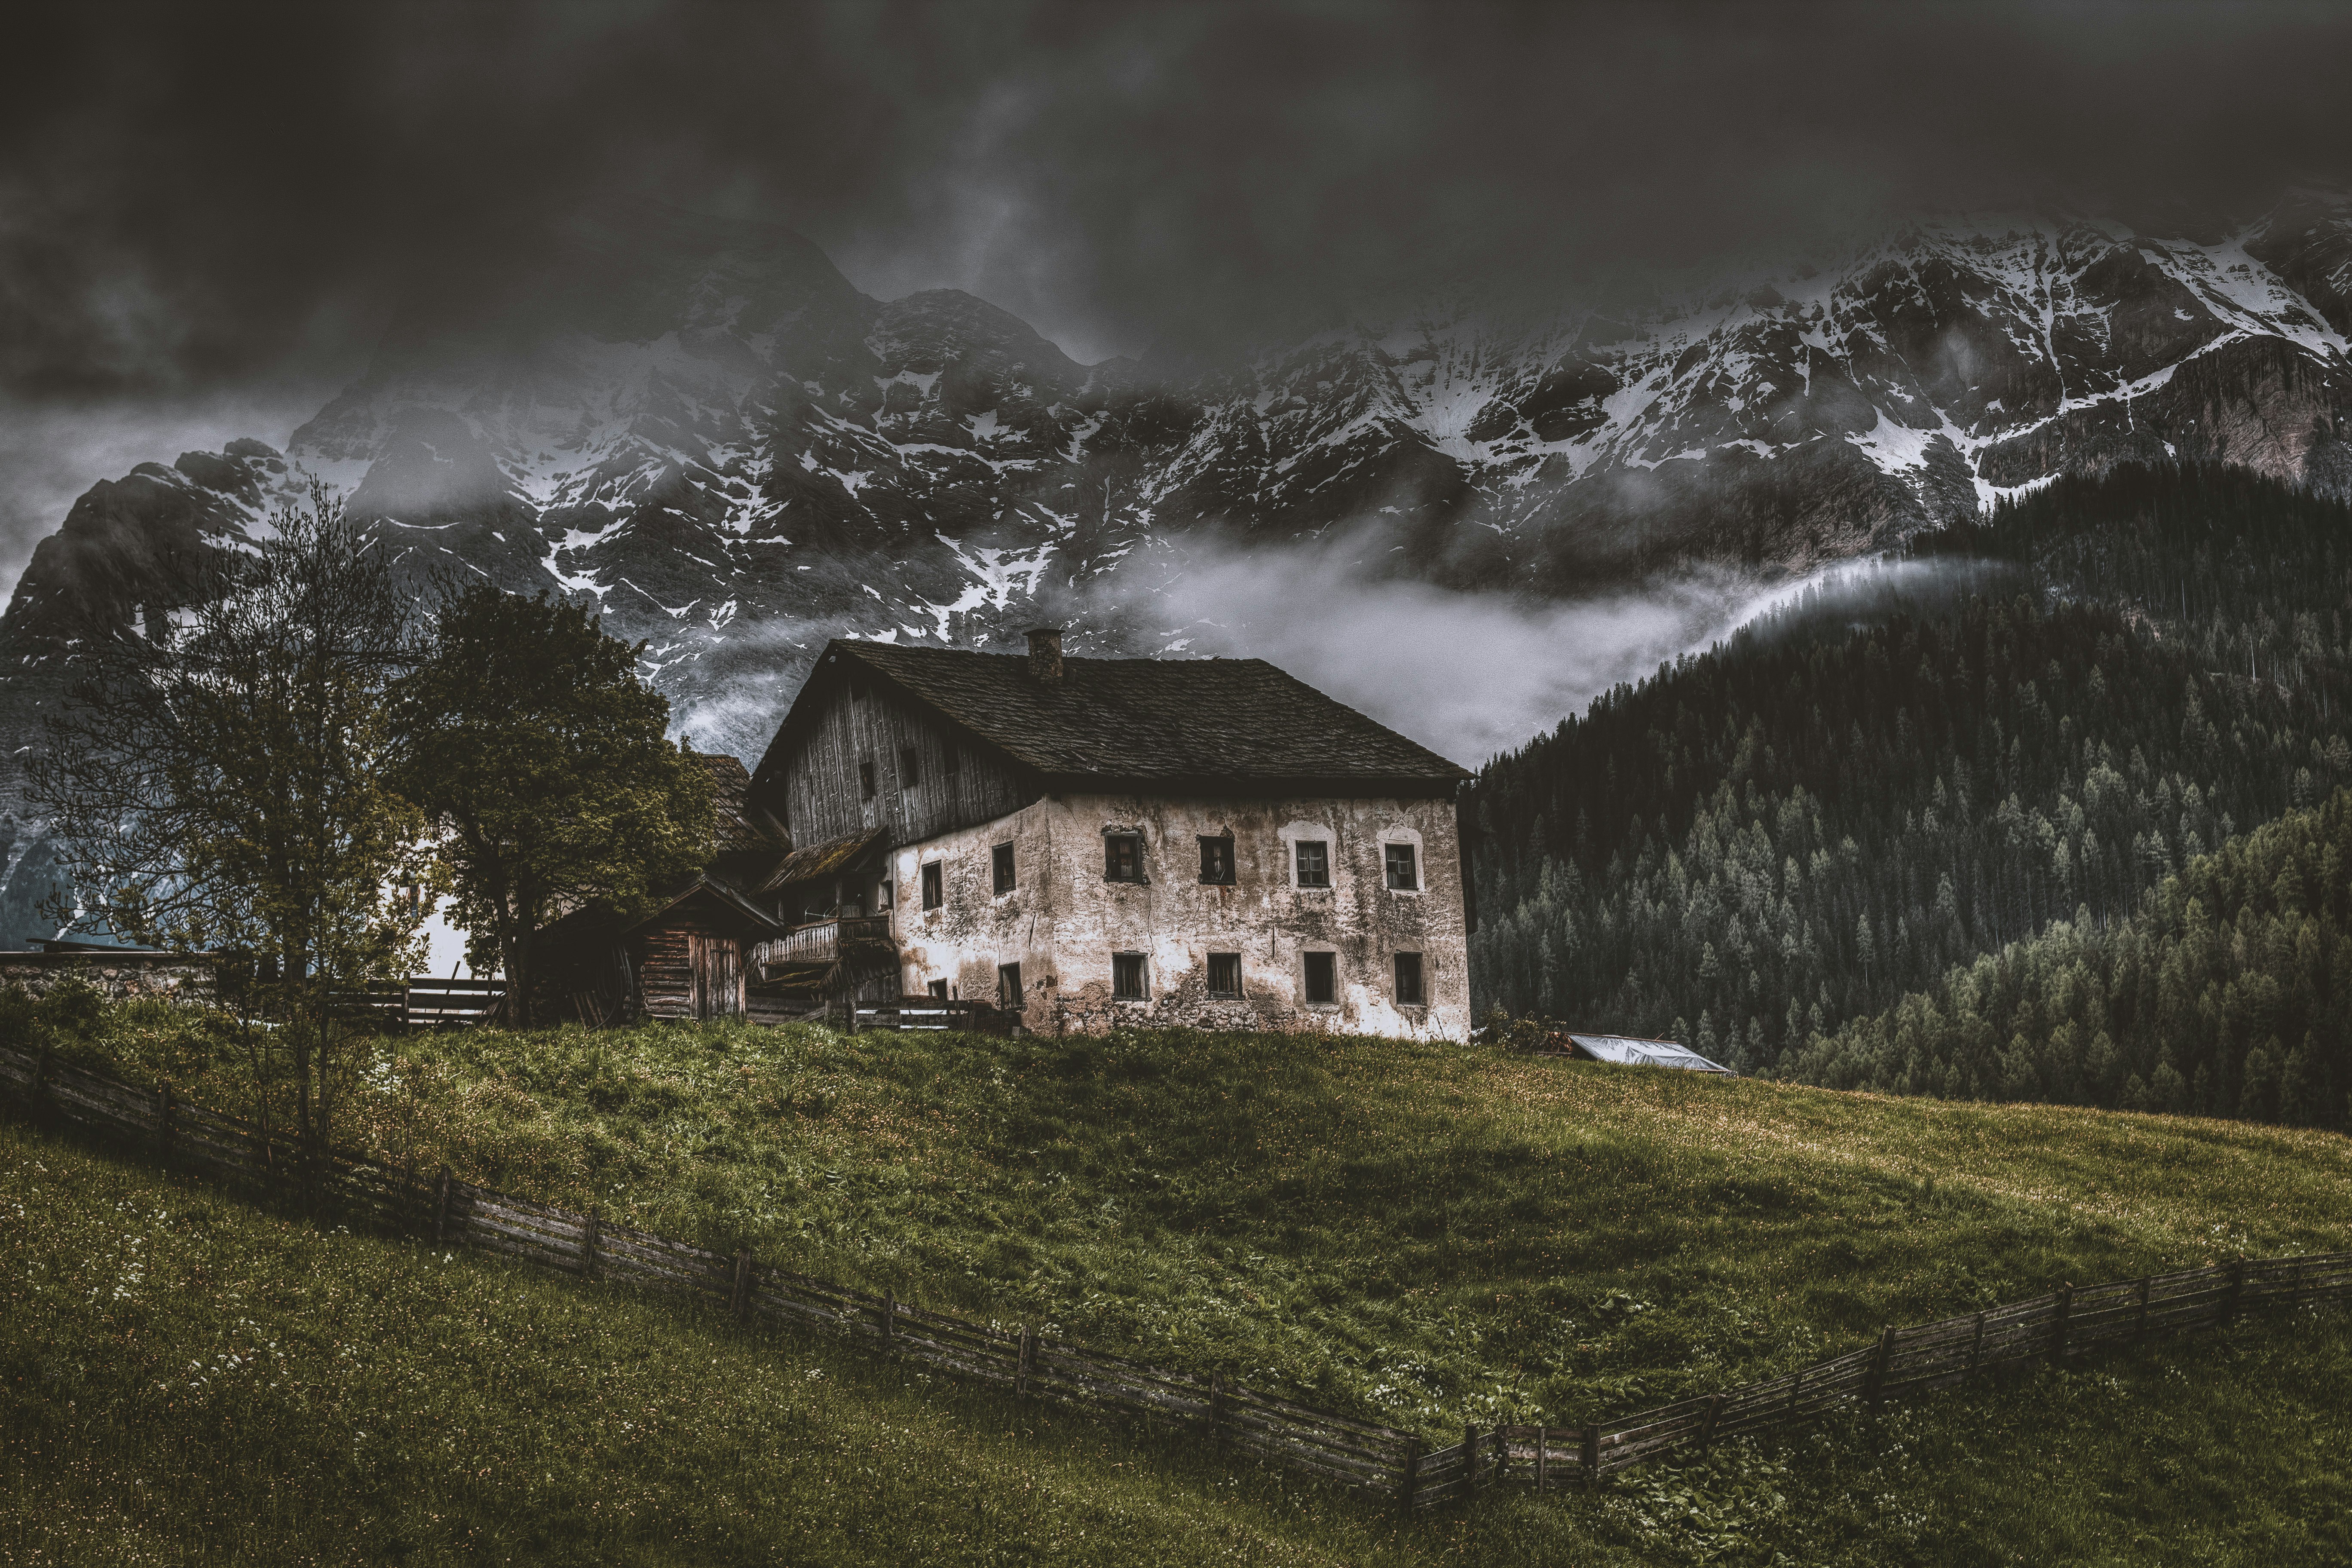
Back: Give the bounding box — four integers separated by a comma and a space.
1700, 1393, 1726, 1450
1865, 1324, 1897, 1409
2134, 1275, 2152, 1339
731, 1249, 752, 1323
1398, 1435, 1423, 1513
882, 1291, 897, 1348
2225, 1258, 2247, 1323
1016, 1326, 1033, 1397
1535, 1424, 1547, 1490
2049, 1286, 2073, 1367
1463, 1424, 1478, 1492
1209, 1373, 1227, 1451
1786, 1363, 1804, 1419
1580, 1423, 1599, 1491
433, 1165, 452, 1244
1965, 1309, 1987, 1379
582, 1206, 600, 1281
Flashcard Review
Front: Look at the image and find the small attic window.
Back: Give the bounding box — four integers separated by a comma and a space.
859, 760, 876, 801
899, 745, 921, 787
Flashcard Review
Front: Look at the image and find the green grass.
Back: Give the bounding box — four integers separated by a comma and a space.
6, 1112, 2351, 1566
63, 1007, 2352, 1435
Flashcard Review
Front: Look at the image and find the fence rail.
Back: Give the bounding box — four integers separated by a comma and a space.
325, 976, 507, 1030
3, 1040, 2346, 1511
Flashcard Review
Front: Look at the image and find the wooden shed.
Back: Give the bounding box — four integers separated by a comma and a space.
534, 876, 794, 1025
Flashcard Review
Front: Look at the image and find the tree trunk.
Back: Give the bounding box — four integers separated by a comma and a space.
498, 905, 531, 1030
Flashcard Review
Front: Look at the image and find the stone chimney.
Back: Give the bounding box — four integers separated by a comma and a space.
1026, 627, 1065, 683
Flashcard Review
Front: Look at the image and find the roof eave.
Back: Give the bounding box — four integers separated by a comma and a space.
1035, 770, 1467, 799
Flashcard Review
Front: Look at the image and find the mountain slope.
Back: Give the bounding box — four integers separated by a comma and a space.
5, 193, 2352, 934
1465, 463, 2352, 1089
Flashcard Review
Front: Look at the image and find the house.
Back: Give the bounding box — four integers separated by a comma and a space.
745, 630, 1476, 1039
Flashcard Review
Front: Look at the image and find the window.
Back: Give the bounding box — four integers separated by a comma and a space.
998, 962, 1022, 1011
1385, 842, 1419, 891
876, 877, 893, 909
899, 745, 921, 787
858, 759, 876, 801
1394, 951, 1425, 1006
921, 861, 943, 910
1294, 840, 1331, 888
1303, 951, 1336, 1005
1199, 835, 1235, 885
1113, 952, 1148, 1000
1105, 833, 1144, 882
992, 842, 1017, 894
1207, 952, 1242, 998
927, 978, 949, 1000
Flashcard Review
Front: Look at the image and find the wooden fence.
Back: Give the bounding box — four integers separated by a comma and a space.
3, 1039, 2346, 1511
326, 976, 508, 1030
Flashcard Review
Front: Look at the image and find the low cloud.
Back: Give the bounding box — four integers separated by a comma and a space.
1130, 528, 1964, 766
0, 389, 336, 608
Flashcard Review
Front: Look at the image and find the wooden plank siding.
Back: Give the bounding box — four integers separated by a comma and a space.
771, 679, 1035, 851
631, 915, 750, 1020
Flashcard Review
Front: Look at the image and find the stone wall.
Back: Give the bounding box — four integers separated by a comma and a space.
0, 952, 216, 1005
889, 791, 1472, 1041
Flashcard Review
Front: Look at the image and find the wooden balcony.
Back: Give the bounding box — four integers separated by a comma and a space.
752, 916, 896, 987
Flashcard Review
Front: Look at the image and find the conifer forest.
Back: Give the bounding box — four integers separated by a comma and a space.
1466, 464, 2352, 1129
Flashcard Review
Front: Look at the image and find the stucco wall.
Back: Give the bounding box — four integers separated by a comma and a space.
889, 791, 1470, 1040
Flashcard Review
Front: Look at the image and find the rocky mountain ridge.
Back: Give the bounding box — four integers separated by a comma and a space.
3, 190, 2349, 934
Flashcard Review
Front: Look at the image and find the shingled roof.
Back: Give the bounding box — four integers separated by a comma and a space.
758, 640, 1467, 796
691, 751, 783, 854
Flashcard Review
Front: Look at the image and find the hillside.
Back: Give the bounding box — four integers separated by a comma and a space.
1787, 788, 2352, 1124
46, 997, 2352, 1421
10, 1020, 2352, 1564
1467, 464, 2352, 1087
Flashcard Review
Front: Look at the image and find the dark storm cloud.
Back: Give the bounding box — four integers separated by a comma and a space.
5, 0, 2348, 393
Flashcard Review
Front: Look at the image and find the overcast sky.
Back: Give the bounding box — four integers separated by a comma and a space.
4, 0, 2349, 599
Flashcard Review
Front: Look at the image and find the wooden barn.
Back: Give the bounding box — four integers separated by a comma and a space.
530, 751, 811, 1025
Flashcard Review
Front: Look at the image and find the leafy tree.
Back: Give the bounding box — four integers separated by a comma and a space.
30, 480, 427, 1158
390, 587, 714, 1026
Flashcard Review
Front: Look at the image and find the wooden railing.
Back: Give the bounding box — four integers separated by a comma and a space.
752, 916, 894, 980
5, 1038, 2346, 1513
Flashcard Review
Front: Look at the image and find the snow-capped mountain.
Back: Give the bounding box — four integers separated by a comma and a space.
4, 189, 2350, 931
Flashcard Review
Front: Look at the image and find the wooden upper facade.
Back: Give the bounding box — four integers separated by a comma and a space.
751, 633, 1471, 851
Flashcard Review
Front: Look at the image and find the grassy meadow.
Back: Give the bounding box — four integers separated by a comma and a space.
47, 998, 2352, 1431
6, 1111, 2349, 1568
8, 995, 2352, 1563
